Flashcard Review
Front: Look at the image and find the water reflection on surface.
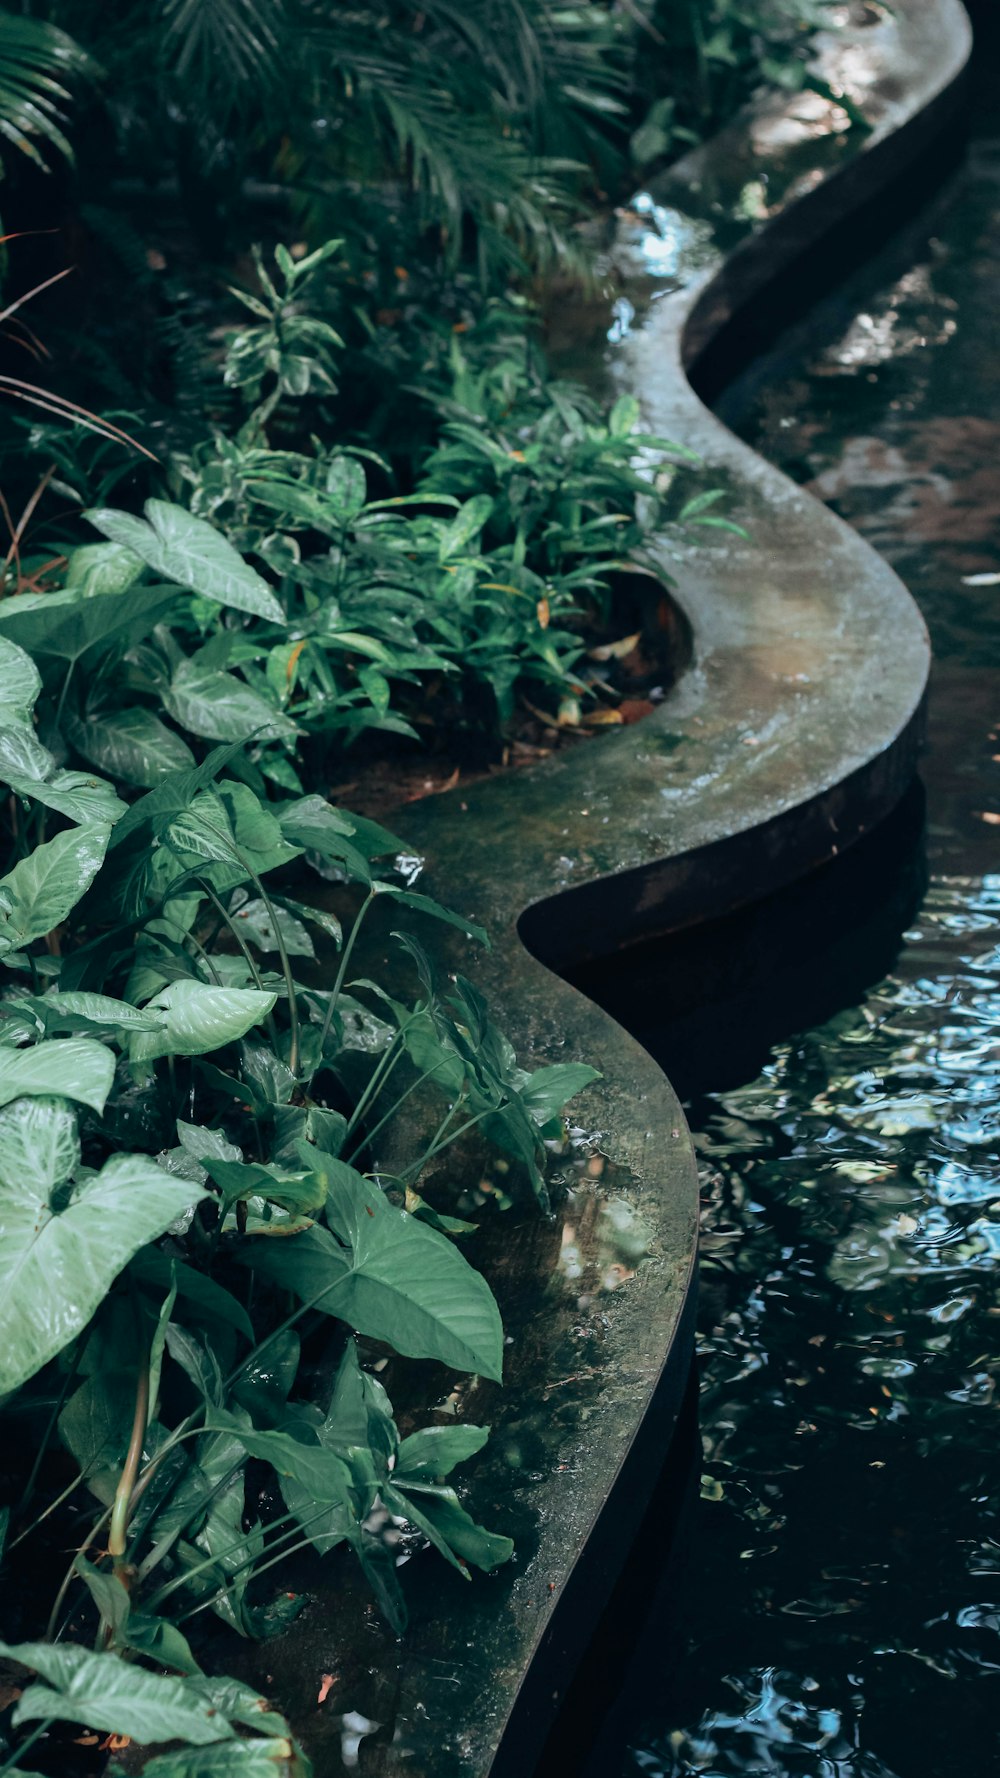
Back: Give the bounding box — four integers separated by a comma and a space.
601, 101, 1000, 1778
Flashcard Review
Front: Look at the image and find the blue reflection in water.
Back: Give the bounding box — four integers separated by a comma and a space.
612, 110, 1000, 1778
627, 876, 1000, 1774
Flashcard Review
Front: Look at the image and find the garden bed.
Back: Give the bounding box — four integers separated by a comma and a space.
0, 3, 970, 1775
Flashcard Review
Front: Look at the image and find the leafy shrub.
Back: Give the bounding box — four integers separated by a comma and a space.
629, 0, 850, 170
0, 513, 599, 1773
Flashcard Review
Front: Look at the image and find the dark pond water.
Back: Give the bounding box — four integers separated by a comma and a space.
582, 53, 1000, 1778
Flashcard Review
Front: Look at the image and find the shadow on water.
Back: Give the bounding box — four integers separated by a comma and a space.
545, 8, 1000, 1775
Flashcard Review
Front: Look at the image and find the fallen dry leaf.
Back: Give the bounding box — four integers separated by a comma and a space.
619, 698, 656, 725
588, 630, 641, 662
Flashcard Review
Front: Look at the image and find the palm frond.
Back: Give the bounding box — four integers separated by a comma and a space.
155, 0, 289, 108
0, 9, 93, 168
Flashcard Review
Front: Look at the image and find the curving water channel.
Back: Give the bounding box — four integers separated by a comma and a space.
578, 34, 1000, 1778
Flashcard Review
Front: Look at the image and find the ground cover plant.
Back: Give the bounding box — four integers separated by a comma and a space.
0, 508, 601, 1775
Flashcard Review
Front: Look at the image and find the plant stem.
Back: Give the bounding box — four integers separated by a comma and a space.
253, 877, 300, 1075
146, 1505, 301, 1609
173, 1514, 337, 1627
345, 1069, 426, 1166
10, 1466, 91, 1554
403, 1103, 497, 1182
108, 1358, 150, 1569
53, 657, 76, 735
184, 922, 225, 986
311, 887, 376, 1081
199, 878, 267, 995
0, 1721, 48, 1776
15, 1330, 88, 1519
46, 1508, 111, 1640
343, 1028, 406, 1138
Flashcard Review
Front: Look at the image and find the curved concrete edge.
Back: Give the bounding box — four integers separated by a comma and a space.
270, 6, 972, 1776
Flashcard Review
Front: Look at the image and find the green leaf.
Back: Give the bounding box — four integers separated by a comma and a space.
129, 1248, 254, 1343
240, 1164, 503, 1380
272, 1104, 346, 1167
518, 1062, 601, 1125
321, 1341, 397, 1466
246, 479, 341, 539
20, 991, 163, 1036
184, 1674, 292, 1739
0, 636, 41, 721
394, 1424, 489, 1480
165, 661, 297, 745
59, 1368, 135, 1503
679, 487, 727, 520
609, 394, 640, 438
64, 540, 144, 597
86, 500, 286, 624
140, 1740, 302, 1777
439, 495, 493, 560
275, 796, 372, 883
187, 1471, 264, 1634
376, 884, 488, 945
0, 1039, 114, 1112
75, 1557, 202, 1675
202, 1157, 327, 1218
13, 769, 126, 828
0, 1093, 79, 1187
0, 1642, 235, 1745
230, 897, 314, 958
0, 726, 127, 826
67, 706, 195, 788
0, 1098, 208, 1391
0, 584, 177, 664
0, 822, 111, 954
165, 1323, 225, 1407
109, 744, 245, 853
129, 983, 278, 1066
325, 454, 367, 524
202, 1409, 354, 1506
276, 894, 341, 950
387, 1477, 513, 1573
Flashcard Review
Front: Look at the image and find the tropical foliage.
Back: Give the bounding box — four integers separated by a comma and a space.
629, 0, 845, 170
0, 510, 599, 1774
0, 0, 838, 1769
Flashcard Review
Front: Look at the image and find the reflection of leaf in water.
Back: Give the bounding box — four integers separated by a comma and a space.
780, 1594, 864, 1617
839, 1093, 943, 1136
827, 1227, 903, 1291
598, 1197, 652, 1266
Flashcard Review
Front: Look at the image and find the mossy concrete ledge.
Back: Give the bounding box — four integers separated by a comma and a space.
246, 4, 972, 1774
